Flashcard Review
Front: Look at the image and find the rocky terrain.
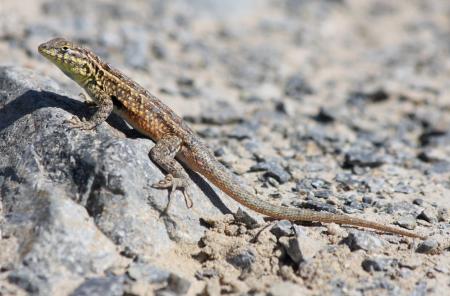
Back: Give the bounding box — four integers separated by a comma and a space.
0, 0, 449, 295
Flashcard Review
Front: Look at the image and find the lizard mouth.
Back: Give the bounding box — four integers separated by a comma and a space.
38, 43, 53, 59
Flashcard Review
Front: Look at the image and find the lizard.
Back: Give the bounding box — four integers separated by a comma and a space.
38, 37, 425, 239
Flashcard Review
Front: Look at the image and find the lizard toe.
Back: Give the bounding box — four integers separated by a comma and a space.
152, 174, 194, 210
151, 174, 174, 189
65, 116, 96, 130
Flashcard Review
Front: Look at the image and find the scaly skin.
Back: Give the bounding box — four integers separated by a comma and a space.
38, 38, 425, 239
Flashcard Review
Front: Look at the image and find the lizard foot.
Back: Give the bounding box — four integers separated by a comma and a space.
152, 174, 193, 213
65, 116, 97, 130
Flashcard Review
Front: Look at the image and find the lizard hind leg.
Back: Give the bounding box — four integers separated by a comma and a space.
149, 135, 194, 213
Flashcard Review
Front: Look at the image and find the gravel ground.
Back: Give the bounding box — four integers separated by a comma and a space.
1, 0, 450, 295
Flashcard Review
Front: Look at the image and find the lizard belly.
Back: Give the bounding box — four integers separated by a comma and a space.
113, 107, 161, 141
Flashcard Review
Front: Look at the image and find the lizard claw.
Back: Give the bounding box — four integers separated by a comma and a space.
152, 174, 176, 189
182, 189, 193, 208
65, 115, 96, 130
152, 174, 194, 212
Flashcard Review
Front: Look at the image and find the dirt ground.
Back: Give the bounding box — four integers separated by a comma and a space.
1, 0, 449, 295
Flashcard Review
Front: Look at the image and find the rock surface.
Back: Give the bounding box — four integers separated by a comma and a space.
1, 0, 450, 295
0, 67, 223, 295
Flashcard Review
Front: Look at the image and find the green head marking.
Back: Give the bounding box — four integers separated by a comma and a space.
38, 37, 95, 85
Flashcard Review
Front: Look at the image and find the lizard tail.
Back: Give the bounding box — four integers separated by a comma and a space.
198, 156, 425, 239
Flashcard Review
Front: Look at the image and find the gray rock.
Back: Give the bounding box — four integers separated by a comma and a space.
270, 220, 293, 238
151, 40, 168, 60
410, 281, 428, 296
233, 208, 262, 229
279, 237, 301, 264
176, 76, 200, 98
227, 248, 256, 270
395, 215, 417, 230
313, 190, 331, 199
6, 188, 121, 295
363, 177, 386, 193
127, 261, 170, 284
335, 173, 361, 190
418, 148, 443, 163
362, 196, 374, 204
250, 160, 291, 184
416, 239, 439, 254
228, 125, 253, 140
394, 182, 414, 194
356, 277, 401, 295
343, 147, 387, 169
313, 107, 335, 123
70, 276, 124, 296
284, 73, 314, 99
155, 273, 191, 296
279, 233, 324, 264
3, 0, 450, 294
194, 269, 219, 281
429, 161, 450, 174
344, 231, 386, 252
296, 199, 338, 214
381, 201, 421, 217
437, 207, 449, 222
418, 208, 439, 224
413, 198, 424, 206
196, 126, 222, 138
0, 67, 223, 294
126, 261, 189, 295
362, 257, 398, 272
294, 178, 332, 196
343, 196, 365, 212
347, 89, 389, 106
201, 100, 243, 125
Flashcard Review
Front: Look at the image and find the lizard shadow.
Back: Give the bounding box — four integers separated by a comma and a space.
0, 90, 138, 137
186, 167, 233, 215
0, 90, 231, 214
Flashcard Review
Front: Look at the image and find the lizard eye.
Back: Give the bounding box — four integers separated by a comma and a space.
62, 46, 69, 51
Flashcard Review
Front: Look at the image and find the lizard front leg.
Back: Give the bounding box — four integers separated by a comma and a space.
67, 92, 113, 130
150, 134, 194, 213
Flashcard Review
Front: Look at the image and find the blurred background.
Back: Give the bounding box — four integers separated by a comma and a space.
1, 1, 450, 294
2, 0, 450, 228
1, 0, 448, 122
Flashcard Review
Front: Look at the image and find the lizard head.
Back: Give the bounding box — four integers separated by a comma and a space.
38, 38, 95, 85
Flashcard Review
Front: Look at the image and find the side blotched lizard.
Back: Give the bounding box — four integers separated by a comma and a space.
38, 38, 425, 239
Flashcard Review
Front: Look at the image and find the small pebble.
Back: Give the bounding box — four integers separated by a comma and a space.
362, 196, 373, 204
270, 220, 293, 238
418, 208, 438, 224
279, 234, 324, 264
362, 257, 398, 272
416, 239, 439, 254
284, 73, 314, 99
233, 208, 261, 229
160, 273, 191, 295
227, 248, 256, 270
413, 198, 424, 206
250, 160, 290, 184
344, 231, 385, 252
396, 215, 417, 230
